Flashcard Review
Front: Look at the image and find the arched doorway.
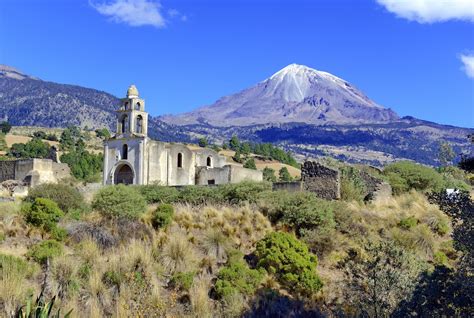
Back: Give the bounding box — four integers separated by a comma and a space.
114, 164, 134, 185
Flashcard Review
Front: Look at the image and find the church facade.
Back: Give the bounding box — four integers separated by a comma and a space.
103, 85, 262, 186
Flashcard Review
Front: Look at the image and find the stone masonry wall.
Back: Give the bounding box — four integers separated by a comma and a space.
302, 161, 340, 200
0, 161, 16, 182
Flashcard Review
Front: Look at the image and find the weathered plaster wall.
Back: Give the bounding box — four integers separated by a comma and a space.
229, 165, 263, 183
302, 161, 340, 200
146, 141, 167, 185
194, 149, 226, 168
166, 144, 195, 186
195, 166, 231, 185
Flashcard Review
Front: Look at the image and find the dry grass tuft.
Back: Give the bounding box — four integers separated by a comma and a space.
190, 274, 213, 318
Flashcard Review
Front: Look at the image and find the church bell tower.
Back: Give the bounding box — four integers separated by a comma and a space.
116, 84, 148, 137
103, 85, 149, 185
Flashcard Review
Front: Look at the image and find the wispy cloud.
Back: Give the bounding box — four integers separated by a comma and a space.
90, 0, 185, 28
460, 54, 474, 79
376, 0, 474, 23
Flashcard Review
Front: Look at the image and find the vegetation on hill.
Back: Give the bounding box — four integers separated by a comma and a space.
0, 133, 472, 317
225, 135, 299, 168
59, 127, 103, 182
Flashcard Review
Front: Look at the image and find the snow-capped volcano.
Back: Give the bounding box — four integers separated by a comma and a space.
161, 64, 399, 126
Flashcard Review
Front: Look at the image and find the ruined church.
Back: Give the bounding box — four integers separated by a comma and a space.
103, 85, 262, 186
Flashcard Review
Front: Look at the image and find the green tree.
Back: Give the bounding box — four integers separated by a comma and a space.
243, 158, 257, 170
95, 128, 111, 139
278, 167, 292, 182
0, 121, 11, 134
241, 142, 251, 156
262, 167, 277, 182
8, 138, 50, 159
60, 126, 82, 151
229, 135, 240, 151
255, 232, 323, 296
198, 137, 208, 148
233, 149, 242, 163
438, 141, 455, 167
60, 150, 103, 181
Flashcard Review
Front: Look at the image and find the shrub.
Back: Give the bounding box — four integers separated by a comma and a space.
169, 271, 195, 291
0, 254, 30, 278
262, 167, 277, 182
178, 186, 221, 205
215, 259, 264, 298
92, 184, 146, 219
27, 183, 85, 213
27, 240, 63, 264
340, 166, 367, 202
255, 232, 323, 295
135, 185, 179, 204
385, 172, 409, 195
384, 161, 444, 193
152, 204, 174, 229
434, 251, 449, 266
23, 198, 64, 232
398, 216, 418, 230
257, 191, 336, 233
220, 181, 272, 204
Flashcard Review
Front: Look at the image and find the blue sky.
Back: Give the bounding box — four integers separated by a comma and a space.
1, 0, 473, 127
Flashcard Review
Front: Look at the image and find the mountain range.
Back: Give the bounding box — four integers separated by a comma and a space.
0, 64, 472, 166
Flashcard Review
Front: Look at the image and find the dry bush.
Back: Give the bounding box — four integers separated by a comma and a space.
68, 222, 117, 250
52, 256, 79, 300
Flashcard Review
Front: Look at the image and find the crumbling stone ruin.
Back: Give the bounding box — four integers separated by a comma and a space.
273, 161, 391, 201
301, 161, 341, 200
0, 159, 71, 198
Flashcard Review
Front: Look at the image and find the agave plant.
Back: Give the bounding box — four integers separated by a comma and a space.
15, 292, 72, 318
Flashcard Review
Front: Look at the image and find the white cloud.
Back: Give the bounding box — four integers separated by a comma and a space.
167, 8, 187, 22
460, 54, 474, 78
376, 0, 474, 23
90, 0, 167, 28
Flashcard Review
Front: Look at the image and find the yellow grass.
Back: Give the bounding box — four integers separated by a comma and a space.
255, 161, 301, 178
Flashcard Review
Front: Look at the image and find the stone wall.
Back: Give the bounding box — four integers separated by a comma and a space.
358, 170, 392, 202
0, 161, 16, 182
301, 161, 340, 200
272, 181, 303, 193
